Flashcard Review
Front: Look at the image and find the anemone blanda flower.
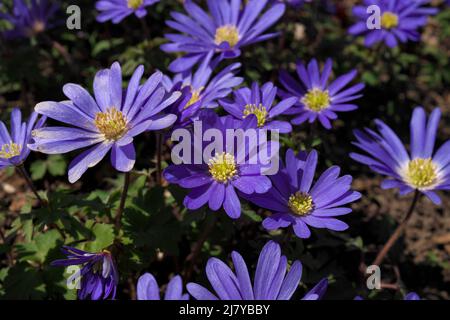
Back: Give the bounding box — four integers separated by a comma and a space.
0, 108, 45, 169
137, 273, 189, 300
95, 0, 159, 24
164, 111, 277, 219
279, 58, 364, 129
186, 240, 328, 300
162, 54, 243, 128
246, 149, 361, 238
220, 82, 297, 133
0, 0, 58, 39
51, 246, 118, 300
350, 107, 450, 205
29, 62, 180, 183
161, 0, 285, 72
348, 0, 438, 48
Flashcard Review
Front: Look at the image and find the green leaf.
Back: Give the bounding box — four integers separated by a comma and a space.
47, 155, 67, 176
15, 230, 61, 264
30, 160, 47, 180
2, 263, 46, 299
85, 223, 115, 252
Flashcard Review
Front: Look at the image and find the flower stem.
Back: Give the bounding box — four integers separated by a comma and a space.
184, 214, 217, 281
0, 227, 14, 266
115, 172, 131, 230
372, 190, 420, 266
17, 164, 45, 206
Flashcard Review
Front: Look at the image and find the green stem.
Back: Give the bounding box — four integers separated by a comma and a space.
115, 172, 131, 230
17, 164, 45, 206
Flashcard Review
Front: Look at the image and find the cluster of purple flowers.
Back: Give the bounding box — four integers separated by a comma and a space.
0, 0, 446, 301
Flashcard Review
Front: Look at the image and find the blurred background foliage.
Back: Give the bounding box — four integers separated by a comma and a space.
0, 0, 449, 299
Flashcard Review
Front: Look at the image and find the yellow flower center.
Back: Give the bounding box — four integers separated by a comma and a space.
243, 104, 268, 127
94, 107, 128, 141
381, 12, 399, 29
32, 20, 46, 34
301, 88, 330, 112
0, 142, 22, 159
185, 88, 203, 109
214, 25, 240, 47
288, 191, 314, 216
403, 158, 438, 189
127, 0, 143, 9
208, 152, 238, 183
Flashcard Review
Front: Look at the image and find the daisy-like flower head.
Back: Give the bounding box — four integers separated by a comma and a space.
350, 107, 450, 205
279, 58, 364, 129
29, 62, 180, 183
246, 149, 361, 239
162, 53, 243, 128
0, 0, 58, 39
95, 0, 160, 24
51, 246, 118, 300
137, 273, 189, 300
0, 108, 46, 169
161, 0, 286, 72
164, 111, 277, 219
348, 0, 438, 48
220, 81, 297, 133
186, 240, 328, 300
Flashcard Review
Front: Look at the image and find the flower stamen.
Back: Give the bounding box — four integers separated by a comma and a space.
243, 104, 268, 127
301, 88, 330, 112
214, 25, 240, 47
288, 191, 314, 216
94, 107, 128, 141
381, 12, 399, 29
185, 88, 203, 109
208, 152, 238, 183
127, 0, 143, 10
0, 142, 21, 159
403, 158, 438, 189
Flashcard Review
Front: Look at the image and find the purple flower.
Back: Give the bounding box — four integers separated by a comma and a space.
404, 292, 420, 300
161, 0, 285, 72
246, 149, 361, 238
0, 108, 45, 169
0, 0, 58, 39
51, 246, 118, 300
279, 58, 364, 129
162, 55, 243, 128
186, 240, 328, 300
164, 111, 276, 219
29, 62, 180, 183
95, 0, 160, 24
220, 82, 297, 133
350, 107, 450, 205
137, 273, 189, 300
348, 0, 438, 48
